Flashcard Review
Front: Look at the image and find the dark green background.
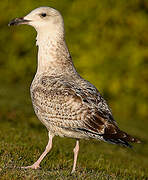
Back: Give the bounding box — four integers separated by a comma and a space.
0, 0, 148, 179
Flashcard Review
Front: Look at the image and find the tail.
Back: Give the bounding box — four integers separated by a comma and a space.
102, 124, 141, 148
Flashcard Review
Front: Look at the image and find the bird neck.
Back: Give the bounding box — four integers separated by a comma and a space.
36, 31, 75, 75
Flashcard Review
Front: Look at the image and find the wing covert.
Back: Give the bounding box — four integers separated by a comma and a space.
31, 75, 117, 137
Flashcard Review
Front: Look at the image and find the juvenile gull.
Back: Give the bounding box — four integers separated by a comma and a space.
9, 7, 140, 173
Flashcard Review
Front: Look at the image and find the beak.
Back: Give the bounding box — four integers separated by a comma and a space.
8, 17, 31, 26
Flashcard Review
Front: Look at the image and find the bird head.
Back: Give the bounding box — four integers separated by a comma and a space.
8, 7, 64, 34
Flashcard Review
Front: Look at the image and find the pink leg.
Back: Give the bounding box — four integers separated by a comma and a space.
71, 140, 79, 173
21, 132, 53, 169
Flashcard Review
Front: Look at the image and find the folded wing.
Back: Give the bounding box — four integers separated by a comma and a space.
31, 75, 140, 147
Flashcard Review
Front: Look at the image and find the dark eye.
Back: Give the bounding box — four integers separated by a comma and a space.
41, 13, 47, 17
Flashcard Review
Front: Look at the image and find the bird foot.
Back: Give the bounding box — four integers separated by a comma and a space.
21, 163, 41, 170
71, 169, 75, 174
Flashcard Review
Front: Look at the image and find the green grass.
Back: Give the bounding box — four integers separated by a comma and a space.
0, 83, 147, 179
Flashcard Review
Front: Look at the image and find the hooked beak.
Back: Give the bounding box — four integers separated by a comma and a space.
8, 17, 31, 26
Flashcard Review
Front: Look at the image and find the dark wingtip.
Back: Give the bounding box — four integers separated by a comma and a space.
103, 125, 141, 147
134, 138, 141, 144
125, 134, 141, 144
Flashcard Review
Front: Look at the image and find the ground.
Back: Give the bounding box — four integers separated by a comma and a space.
0, 83, 147, 180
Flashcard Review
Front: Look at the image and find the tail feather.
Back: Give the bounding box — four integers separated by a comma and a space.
102, 123, 141, 147
104, 138, 133, 148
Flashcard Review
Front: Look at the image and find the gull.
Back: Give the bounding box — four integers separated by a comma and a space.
8, 7, 140, 173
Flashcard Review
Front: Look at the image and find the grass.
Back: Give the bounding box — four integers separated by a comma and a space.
0, 83, 148, 180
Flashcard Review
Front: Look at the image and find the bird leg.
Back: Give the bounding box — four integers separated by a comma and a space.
71, 140, 79, 173
21, 132, 53, 169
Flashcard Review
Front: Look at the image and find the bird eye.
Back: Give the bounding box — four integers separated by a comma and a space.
40, 13, 47, 17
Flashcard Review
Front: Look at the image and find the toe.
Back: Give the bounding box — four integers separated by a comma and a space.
21, 164, 40, 169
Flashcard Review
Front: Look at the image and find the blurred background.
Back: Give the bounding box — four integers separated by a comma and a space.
0, 0, 148, 178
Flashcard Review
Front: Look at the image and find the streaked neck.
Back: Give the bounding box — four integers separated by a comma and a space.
36, 30, 73, 75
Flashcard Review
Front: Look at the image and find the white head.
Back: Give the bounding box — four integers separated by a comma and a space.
9, 7, 64, 36
9, 7, 70, 74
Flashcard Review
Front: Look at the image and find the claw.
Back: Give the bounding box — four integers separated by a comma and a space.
21, 163, 41, 170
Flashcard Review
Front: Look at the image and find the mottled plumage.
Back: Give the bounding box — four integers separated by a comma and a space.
31, 72, 139, 146
9, 7, 140, 173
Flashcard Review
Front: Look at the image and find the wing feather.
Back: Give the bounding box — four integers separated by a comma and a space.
31, 75, 140, 144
